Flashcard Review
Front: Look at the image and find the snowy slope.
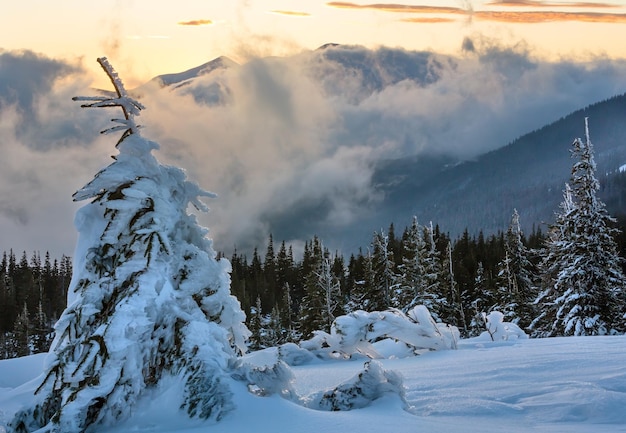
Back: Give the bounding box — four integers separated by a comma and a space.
2, 335, 625, 433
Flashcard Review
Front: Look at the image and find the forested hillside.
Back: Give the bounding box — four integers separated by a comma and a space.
371, 93, 626, 241
4, 208, 625, 357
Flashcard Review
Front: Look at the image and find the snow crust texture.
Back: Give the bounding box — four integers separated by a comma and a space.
4, 335, 626, 433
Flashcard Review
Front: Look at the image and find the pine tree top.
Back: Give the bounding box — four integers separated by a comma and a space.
73, 57, 144, 140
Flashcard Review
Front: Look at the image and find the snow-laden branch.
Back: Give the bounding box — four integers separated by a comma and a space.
72, 57, 145, 139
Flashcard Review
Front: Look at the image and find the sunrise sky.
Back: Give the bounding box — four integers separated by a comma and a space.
2, 0, 626, 86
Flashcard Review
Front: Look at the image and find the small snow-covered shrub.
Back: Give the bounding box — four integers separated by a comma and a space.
300, 305, 459, 359
278, 342, 315, 366
305, 360, 407, 411
233, 358, 297, 399
481, 311, 528, 341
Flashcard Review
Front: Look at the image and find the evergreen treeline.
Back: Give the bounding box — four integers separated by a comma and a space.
3, 210, 624, 356
3, 212, 624, 356
0, 250, 72, 358
229, 219, 548, 349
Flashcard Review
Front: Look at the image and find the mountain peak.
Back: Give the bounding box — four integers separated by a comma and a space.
151, 56, 238, 88
316, 43, 341, 50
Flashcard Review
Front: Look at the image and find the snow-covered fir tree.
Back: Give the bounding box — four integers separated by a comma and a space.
263, 234, 278, 309
278, 282, 298, 342
440, 241, 467, 334
491, 210, 537, 329
505, 210, 538, 328
299, 245, 343, 337
246, 296, 283, 350
532, 119, 626, 337
10, 58, 249, 433
492, 251, 518, 322
265, 306, 283, 347
369, 229, 396, 311
469, 262, 491, 337
394, 217, 426, 311
420, 222, 447, 321
345, 251, 375, 312
32, 299, 51, 354
248, 296, 264, 350
12, 303, 30, 358
531, 184, 574, 336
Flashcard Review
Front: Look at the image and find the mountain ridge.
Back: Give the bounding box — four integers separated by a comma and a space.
129, 47, 626, 251
373, 92, 626, 239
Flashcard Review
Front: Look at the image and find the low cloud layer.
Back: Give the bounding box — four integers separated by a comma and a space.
2, 45, 626, 258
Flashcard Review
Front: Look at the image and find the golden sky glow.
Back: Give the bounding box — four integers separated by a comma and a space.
1, 0, 625, 86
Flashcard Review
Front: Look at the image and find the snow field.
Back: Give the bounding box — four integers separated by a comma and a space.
3, 335, 626, 433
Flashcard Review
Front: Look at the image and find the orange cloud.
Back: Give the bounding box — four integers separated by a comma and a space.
328, 1, 626, 24
270, 10, 312, 17
178, 19, 213, 26
326, 2, 465, 15
401, 17, 458, 23
474, 10, 626, 23
486, 1, 619, 8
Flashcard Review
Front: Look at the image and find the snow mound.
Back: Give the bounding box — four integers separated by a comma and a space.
278, 343, 315, 366
233, 354, 297, 399
304, 360, 407, 411
478, 311, 528, 341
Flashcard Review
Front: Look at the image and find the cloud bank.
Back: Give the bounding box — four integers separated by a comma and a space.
2, 45, 626, 257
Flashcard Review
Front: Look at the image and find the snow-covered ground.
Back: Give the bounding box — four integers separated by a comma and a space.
2, 334, 625, 433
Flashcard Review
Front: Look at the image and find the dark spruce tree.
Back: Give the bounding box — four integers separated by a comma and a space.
394, 217, 426, 311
